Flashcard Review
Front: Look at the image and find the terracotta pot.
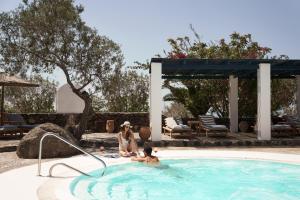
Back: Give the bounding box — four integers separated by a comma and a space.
239, 121, 249, 132
139, 126, 151, 141
106, 120, 114, 133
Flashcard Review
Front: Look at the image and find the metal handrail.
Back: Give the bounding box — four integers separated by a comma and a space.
49, 163, 91, 177
38, 132, 106, 177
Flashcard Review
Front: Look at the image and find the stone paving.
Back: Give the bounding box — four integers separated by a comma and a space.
1, 131, 300, 173
0, 137, 20, 152
1, 132, 300, 153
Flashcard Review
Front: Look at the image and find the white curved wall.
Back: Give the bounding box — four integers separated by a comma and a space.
56, 84, 84, 113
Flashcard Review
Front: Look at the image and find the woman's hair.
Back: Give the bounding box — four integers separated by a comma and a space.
121, 126, 131, 140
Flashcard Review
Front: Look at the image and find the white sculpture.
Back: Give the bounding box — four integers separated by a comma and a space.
56, 84, 84, 113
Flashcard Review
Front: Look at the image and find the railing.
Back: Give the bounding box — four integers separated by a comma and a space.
38, 132, 106, 177
49, 163, 91, 177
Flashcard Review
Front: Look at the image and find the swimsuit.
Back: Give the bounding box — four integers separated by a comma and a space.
119, 133, 130, 151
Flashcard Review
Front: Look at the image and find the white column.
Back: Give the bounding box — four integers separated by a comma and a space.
150, 62, 162, 141
229, 75, 239, 133
296, 76, 300, 118
257, 63, 271, 140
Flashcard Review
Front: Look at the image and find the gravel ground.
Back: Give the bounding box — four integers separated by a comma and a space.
0, 151, 58, 173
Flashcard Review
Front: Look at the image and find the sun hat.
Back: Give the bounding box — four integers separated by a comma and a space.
120, 121, 133, 128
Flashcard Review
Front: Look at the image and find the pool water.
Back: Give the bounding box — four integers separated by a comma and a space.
70, 159, 300, 200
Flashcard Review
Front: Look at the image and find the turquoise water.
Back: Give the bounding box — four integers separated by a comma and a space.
70, 159, 300, 200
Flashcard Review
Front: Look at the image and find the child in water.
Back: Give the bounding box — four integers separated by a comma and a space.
131, 146, 159, 164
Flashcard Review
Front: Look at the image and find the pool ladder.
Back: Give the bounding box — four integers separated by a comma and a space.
37, 132, 106, 177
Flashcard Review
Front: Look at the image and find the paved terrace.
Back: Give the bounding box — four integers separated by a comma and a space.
1, 132, 300, 173
1, 132, 300, 154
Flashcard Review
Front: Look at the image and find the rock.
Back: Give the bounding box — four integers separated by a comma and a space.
17, 123, 80, 158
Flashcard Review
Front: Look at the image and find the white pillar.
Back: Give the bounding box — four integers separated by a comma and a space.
257, 63, 271, 140
150, 62, 162, 141
296, 76, 300, 118
229, 75, 239, 133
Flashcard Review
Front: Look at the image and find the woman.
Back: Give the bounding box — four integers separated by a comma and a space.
118, 121, 138, 157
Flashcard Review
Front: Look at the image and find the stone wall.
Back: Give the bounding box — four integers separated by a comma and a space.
15, 112, 149, 133
91, 113, 149, 132
7, 113, 285, 133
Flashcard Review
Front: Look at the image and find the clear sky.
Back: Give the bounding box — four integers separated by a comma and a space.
1, 0, 300, 85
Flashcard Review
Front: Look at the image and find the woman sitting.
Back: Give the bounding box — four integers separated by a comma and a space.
118, 121, 138, 157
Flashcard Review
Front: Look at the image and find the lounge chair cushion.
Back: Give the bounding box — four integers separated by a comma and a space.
165, 117, 178, 129
272, 124, 292, 131
172, 125, 191, 132
199, 115, 229, 137
207, 124, 228, 130
0, 125, 19, 131
164, 117, 192, 132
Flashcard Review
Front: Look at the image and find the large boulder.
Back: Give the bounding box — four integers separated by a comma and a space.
17, 123, 81, 158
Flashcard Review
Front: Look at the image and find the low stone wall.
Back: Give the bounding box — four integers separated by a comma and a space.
90, 113, 149, 132
81, 138, 300, 148
15, 112, 149, 133
7, 113, 285, 133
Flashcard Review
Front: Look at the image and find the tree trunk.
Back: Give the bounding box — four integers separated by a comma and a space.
74, 93, 93, 140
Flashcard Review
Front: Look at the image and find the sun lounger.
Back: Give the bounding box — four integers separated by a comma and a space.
254, 118, 295, 137
199, 115, 228, 137
163, 117, 192, 138
283, 115, 300, 135
0, 125, 23, 137
271, 123, 294, 137
5, 114, 38, 133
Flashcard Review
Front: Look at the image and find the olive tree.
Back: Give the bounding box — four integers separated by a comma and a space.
101, 69, 149, 112
0, 0, 123, 140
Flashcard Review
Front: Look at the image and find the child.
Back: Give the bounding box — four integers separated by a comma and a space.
131, 146, 159, 163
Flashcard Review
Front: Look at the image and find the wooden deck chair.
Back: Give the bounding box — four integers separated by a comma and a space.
198, 115, 228, 137
271, 123, 294, 137
283, 115, 300, 135
254, 118, 294, 137
6, 114, 38, 133
163, 117, 192, 138
0, 125, 23, 137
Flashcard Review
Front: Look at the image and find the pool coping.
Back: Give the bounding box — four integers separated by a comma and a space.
1, 149, 300, 200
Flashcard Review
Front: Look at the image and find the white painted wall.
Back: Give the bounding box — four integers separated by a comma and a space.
257, 63, 271, 140
229, 75, 239, 133
296, 76, 300, 118
56, 84, 84, 113
150, 62, 162, 141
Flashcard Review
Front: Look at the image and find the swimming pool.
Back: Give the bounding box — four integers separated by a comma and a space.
70, 159, 300, 200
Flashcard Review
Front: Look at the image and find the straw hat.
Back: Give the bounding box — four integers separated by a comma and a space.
120, 121, 133, 128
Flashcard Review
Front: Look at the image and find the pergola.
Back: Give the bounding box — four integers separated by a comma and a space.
149, 58, 300, 141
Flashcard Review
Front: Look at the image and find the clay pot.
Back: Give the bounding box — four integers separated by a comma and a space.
106, 120, 114, 133
139, 126, 151, 141
239, 121, 249, 132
